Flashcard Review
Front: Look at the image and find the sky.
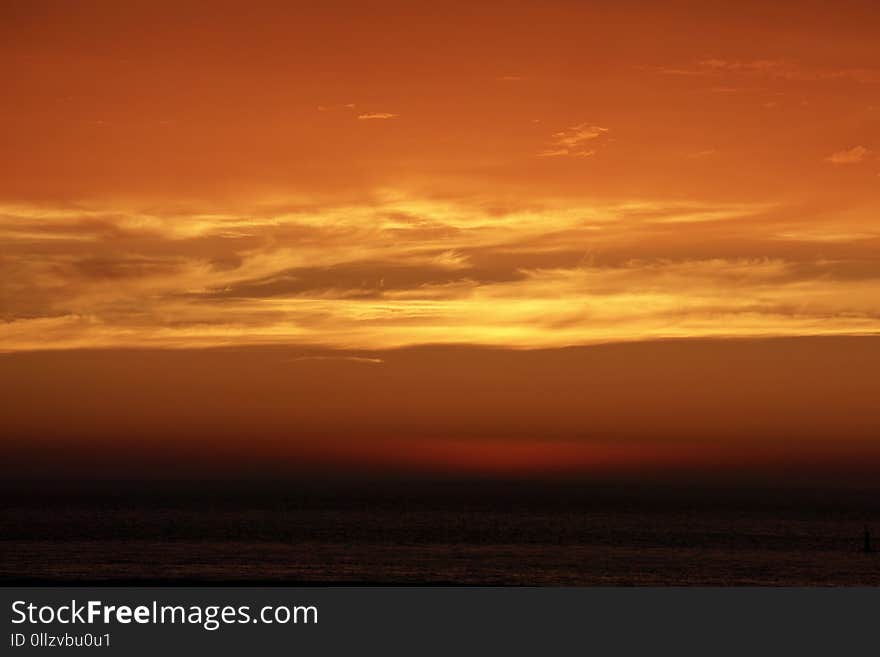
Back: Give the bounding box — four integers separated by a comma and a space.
1, 1, 879, 478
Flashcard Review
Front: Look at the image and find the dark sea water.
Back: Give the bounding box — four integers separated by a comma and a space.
2, 481, 879, 585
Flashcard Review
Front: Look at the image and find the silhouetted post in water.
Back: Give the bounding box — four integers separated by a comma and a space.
864, 526, 874, 553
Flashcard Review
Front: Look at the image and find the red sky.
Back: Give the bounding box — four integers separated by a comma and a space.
1, 1, 879, 478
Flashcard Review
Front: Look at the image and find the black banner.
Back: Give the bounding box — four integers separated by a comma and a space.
2, 587, 878, 655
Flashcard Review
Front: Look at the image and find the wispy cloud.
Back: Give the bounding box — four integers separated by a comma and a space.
357, 112, 398, 120
653, 59, 880, 84
826, 145, 868, 165
687, 149, 717, 159
285, 355, 384, 364
317, 103, 358, 112
539, 124, 608, 157
2, 194, 879, 352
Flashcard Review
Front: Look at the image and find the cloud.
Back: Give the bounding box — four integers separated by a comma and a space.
357, 113, 398, 120
539, 123, 608, 157
318, 103, 358, 112
826, 146, 868, 165
285, 355, 384, 364
653, 59, 880, 84
698, 58, 788, 74
1, 195, 879, 352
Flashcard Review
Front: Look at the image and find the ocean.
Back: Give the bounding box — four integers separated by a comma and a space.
2, 481, 879, 585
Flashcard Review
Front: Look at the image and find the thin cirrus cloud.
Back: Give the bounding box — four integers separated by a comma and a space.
826, 145, 868, 164
539, 124, 608, 157
655, 58, 880, 83
357, 112, 399, 120
1, 193, 879, 352
317, 103, 358, 112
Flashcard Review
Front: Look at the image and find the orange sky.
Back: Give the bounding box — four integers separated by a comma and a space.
2, 339, 880, 481
1, 2, 879, 477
